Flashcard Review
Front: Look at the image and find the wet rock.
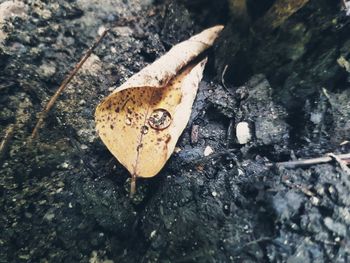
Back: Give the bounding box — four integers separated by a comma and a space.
325, 88, 350, 144
273, 190, 303, 221
37, 62, 56, 79
73, 177, 137, 236
0, 1, 28, 43
139, 166, 272, 262
0, 107, 15, 123
207, 84, 236, 118
160, 2, 194, 47
237, 74, 289, 146
1, 0, 350, 262
324, 217, 347, 237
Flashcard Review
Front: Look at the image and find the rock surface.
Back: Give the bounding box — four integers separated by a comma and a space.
1, 0, 350, 262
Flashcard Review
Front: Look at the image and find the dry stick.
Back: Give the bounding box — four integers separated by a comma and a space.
327, 153, 350, 175
221, 64, 230, 93
235, 237, 272, 252
268, 153, 350, 169
130, 174, 136, 198
0, 124, 15, 160
31, 28, 109, 140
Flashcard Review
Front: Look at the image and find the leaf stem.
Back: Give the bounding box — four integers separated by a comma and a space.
130, 174, 136, 198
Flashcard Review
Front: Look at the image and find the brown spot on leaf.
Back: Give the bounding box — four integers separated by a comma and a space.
106, 102, 112, 110
165, 134, 171, 144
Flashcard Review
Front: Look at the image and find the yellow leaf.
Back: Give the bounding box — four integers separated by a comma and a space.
95, 25, 224, 195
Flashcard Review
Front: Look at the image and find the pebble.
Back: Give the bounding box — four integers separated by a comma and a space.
0, 1, 28, 43
310, 196, 320, 206
81, 144, 88, 150
37, 62, 56, 78
324, 217, 346, 237
98, 25, 107, 36
150, 230, 157, 239
204, 146, 214, 156
174, 147, 181, 153
110, 46, 117, 53
43, 212, 55, 221
113, 26, 133, 37
236, 121, 252, 144
61, 162, 69, 169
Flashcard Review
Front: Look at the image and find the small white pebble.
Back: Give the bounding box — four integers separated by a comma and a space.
236, 122, 252, 144
311, 196, 320, 206
237, 168, 244, 176
110, 46, 117, 53
212, 191, 218, 197
174, 147, 181, 153
345, 2, 350, 16
44, 212, 55, 221
204, 146, 214, 156
150, 230, 157, 239
98, 26, 107, 36
80, 144, 88, 150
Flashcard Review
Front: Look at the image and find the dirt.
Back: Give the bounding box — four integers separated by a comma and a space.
0, 0, 350, 262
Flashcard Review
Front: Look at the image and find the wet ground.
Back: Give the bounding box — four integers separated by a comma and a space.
1, 0, 350, 262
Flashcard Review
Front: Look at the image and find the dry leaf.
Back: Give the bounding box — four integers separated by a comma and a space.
95, 25, 224, 195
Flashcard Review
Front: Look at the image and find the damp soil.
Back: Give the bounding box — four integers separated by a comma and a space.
1, 0, 350, 262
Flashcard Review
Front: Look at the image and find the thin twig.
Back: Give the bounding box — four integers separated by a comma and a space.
283, 180, 315, 196
130, 174, 136, 198
221, 64, 230, 93
0, 124, 15, 160
30, 28, 109, 140
327, 153, 350, 175
232, 237, 272, 255
268, 153, 350, 169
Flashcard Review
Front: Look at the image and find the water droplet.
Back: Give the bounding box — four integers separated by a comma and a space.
125, 117, 132, 125
148, 109, 172, 130
141, 125, 149, 134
